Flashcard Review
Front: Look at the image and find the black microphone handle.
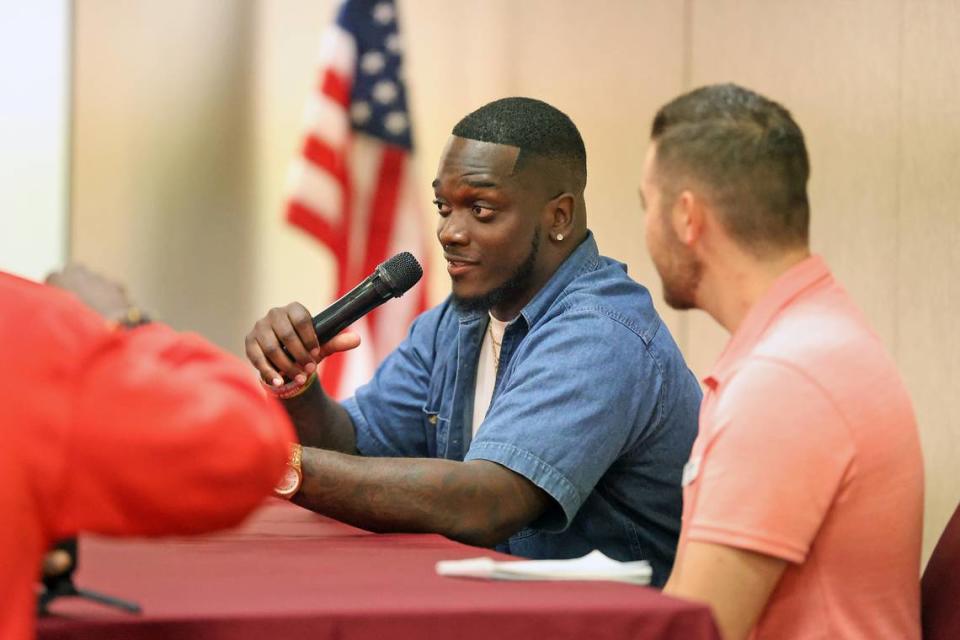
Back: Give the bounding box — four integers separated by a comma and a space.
311, 272, 393, 344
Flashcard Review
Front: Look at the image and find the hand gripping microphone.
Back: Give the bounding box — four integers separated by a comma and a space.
310, 251, 423, 344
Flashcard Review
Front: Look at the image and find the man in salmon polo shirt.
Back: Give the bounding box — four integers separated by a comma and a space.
639, 83, 924, 639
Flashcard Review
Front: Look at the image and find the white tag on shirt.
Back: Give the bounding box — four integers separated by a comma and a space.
682, 456, 701, 487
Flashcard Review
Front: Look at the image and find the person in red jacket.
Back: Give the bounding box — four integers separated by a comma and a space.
0, 265, 296, 640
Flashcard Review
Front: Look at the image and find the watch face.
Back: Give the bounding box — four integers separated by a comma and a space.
274, 465, 301, 497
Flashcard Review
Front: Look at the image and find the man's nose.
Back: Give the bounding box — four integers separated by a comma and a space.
437, 211, 468, 246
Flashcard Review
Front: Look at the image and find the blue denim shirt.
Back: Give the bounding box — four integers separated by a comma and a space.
343, 233, 701, 586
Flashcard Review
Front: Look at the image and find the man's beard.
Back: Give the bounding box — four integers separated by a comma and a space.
658, 216, 702, 310
453, 230, 541, 315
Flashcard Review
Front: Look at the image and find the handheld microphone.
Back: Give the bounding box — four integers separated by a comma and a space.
310, 251, 423, 344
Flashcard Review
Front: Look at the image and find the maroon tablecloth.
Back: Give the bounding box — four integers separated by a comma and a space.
37, 502, 718, 640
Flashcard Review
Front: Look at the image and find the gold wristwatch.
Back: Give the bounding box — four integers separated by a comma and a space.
274, 444, 303, 499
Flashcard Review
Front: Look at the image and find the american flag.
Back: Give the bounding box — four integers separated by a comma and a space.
285, 0, 430, 399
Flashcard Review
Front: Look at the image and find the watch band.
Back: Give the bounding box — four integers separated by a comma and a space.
274, 444, 303, 499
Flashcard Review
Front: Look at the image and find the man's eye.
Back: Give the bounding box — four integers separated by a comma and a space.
472, 205, 493, 216
433, 200, 451, 215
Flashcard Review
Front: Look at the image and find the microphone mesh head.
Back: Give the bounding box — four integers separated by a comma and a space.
379, 251, 423, 296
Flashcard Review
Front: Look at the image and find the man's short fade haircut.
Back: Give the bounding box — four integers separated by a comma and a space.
651, 83, 810, 254
452, 97, 587, 190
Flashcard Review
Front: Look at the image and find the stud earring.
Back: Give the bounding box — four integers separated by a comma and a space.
555, 233, 564, 241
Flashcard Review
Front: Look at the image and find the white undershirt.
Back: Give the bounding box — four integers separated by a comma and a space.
472, 313, 509, 435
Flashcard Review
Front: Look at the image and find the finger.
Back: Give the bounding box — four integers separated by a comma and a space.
245, 334, 283, 386
256, 326, 302, 381
286, 303, 321, 356
315, 331, 362, 360
270, 310, 313, 368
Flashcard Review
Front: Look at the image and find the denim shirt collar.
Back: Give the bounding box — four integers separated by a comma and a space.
455, 231, 601, 328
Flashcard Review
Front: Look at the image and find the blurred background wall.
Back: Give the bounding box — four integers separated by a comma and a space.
9, 0, 959, 563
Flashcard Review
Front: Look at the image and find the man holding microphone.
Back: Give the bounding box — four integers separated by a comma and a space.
246, 97, 702, 586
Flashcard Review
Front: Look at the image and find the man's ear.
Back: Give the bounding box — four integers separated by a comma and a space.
547, 193, 575, 242
672, 190, 705, 248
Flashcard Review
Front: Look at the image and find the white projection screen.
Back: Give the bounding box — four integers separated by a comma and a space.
0, 1, 71, 281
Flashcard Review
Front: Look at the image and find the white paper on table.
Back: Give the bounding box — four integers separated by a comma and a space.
435, 550, 651, 585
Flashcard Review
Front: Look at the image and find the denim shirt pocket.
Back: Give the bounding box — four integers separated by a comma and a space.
421, 404, 448, 459
423, 350, 458, 459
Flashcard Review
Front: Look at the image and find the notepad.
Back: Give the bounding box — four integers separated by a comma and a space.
436, 550, 651, 585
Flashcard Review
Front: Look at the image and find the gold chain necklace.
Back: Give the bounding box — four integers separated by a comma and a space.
488, 321, 503, 370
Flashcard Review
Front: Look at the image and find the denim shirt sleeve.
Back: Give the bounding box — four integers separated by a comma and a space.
342, 308, 439, 458
464, 307, 663, 533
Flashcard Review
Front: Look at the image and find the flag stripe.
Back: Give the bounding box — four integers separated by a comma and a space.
315, 24, 356, 78
320, 68, 351, 108
286, 202, 346, 260
363, 147, 406, 346
374, 166, 430, 359
304, 94, 351, 150
286, 159, 344, 226
363, 147, 405, 282
302, 134, 349, 184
